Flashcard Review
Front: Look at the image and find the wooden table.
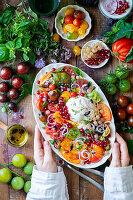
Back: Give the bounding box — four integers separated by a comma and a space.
0, 0, 133, 199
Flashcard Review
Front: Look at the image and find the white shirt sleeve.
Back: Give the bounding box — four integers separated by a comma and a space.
104, 165, 133, 200
26, 166, 69, 200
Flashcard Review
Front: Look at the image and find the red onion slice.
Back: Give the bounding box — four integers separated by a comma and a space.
80, 150, 90, 160
81, 84, 88, 94
96, 125, 105, 133
104, 121, 111, 125
60, 124, 68, 136
101, 0, 118, 14
47, 114, 56, 126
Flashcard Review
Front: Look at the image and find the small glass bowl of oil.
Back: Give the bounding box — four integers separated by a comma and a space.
5, 124, 28, 148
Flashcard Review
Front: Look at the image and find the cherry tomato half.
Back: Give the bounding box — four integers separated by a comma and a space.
128, 116, 133, 127
117, 96, 129, 108
64, 16, 74, 24
73, 19, 81, 27
126, 104, 133, 115
70, 92, 77, 97
49, 83, 56, 90
73, 10, 83, 19
116, 109, 127, 120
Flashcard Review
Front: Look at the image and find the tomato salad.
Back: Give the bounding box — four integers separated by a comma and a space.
36, 66, 112, 165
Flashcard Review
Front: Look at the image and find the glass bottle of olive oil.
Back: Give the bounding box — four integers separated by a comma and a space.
5, 124, 28, 147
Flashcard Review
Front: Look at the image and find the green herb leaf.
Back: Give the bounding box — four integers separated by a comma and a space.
72, 67, 84, 77
43, 122, 47, 125
55, 67, 64, 72
125, 46, 133, 63
83, 120, 90, 125
49, 140, 55, 145
42, 101, 48, 109
72, 109, 79, 115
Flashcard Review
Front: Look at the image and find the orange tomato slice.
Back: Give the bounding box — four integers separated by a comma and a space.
40, 72, 51, 84
99, 103, 112, 122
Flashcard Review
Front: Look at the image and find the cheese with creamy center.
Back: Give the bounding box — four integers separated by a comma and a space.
66, 96, 95, 127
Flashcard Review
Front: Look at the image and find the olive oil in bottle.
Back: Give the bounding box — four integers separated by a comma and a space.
5, 124, 28, 147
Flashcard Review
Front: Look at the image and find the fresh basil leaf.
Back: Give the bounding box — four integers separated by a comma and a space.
9, 50, 15, 59
72, 67, 84, 77
14, 37, 22, 49
0, 45, 10, 61
55, 67, 64, 72
127, 140, 133, 154
49, 140, 55, 145
0, 6, 15, 25
23, 53, 29, 61
28, 50, 36, 65
6, 41, 15, 49
125, 46, 133, 63
43, 122, 47, 125
42, 101, 48, 109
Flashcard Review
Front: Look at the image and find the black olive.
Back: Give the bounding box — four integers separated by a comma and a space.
19, 129, 24, 134
85, 82, 91, 90
11, 136, 15, 141
84, 111, 91, 116
90, 99, 93, 103
54, 125, 57, 130
12, 129, 18, 134
70, 144, 73, 151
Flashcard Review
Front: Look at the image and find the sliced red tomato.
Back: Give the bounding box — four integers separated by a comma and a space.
48, 103, 58, 112
62, 66, 78, 76
76, 78, 88, 87
99, 103, 112, 122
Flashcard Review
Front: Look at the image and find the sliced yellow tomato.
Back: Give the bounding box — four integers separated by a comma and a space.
61, 91, 71, 102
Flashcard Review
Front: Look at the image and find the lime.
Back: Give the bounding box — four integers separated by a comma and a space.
12, 154, 27, 168
24, 181, 31, 193
11, 177, 24, 190
0, 168, 12, 183
24, 162, 34, 175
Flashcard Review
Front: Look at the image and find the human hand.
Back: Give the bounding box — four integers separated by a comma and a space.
110, 133, 130, 167
34, 125, 57, 173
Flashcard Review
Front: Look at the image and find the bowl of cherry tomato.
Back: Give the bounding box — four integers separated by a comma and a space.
55, 5, 92, 41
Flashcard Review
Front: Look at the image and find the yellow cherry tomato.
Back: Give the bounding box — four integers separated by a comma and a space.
52, 33, 60, 42
65, 7, 74, 16
65, 24, 76, 33
80, 20, 89, 30
73, 45, 81, 56
62, 23, 68, 34
78, 27, 86, 37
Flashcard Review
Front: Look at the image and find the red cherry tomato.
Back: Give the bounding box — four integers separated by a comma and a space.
43, 91, 49, 97
126, 104, 133, 115
73, 10, 83, 19
64, 15, 74, 24
48, 104, 58, 112
116, 109, 127, 120
128, 116, 133, 127
73, 19, 81, 27
70, 92, 77, 97
49, 83, 56, 90
117, 96, 129, 108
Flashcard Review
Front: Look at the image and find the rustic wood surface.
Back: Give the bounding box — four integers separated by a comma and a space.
0, 0, 133, 200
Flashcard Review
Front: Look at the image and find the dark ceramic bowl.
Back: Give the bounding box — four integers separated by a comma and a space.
28, 0, 60, 16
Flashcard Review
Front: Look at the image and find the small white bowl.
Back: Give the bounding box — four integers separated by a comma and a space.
81, 40, 110, 69
55, 5, 92, 42
99, 0, 133, 19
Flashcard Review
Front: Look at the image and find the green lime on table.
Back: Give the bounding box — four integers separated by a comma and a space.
106, 83, 117, 95
12, 154, 27, 168
106, 74, 117, 84
24, 162, 34, 175
24, 181, 31, 193
11, 177, 24, 190
118, 79, 131, 92
115, 66, 129, 79
0, 168, 12, 183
